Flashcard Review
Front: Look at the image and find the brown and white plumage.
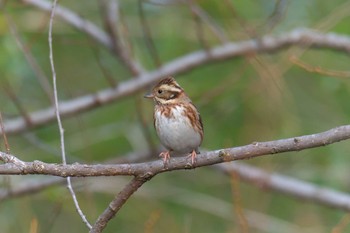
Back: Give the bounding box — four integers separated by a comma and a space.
144, 77, 203, 165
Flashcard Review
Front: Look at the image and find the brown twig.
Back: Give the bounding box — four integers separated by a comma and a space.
98, 0, 144, 75
186, 0, 228, 43
230, 171, 249, 233
4, 13, 53, 103
331, 213, 350, 233
188, 0, 209, 50
0, 112, 10, 153
289, 55, 350, 78
92, 49, 118, 87
2, 80, 32, 127
138, 0, 162, 67
23, 0, 144, 76
259, 0, 289, 34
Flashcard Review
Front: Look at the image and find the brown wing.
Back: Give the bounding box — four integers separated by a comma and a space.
184, 103, 204, 141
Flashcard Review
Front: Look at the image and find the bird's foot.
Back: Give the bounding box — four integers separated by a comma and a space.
187, 150, 198, 166
159, 151, 171, 166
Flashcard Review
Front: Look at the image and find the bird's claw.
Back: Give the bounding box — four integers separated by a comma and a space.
159, 151, 170, 166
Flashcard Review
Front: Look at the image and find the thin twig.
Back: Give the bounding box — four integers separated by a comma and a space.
48, 0, 92, 229
230, 171, 249, 233
289, 55, 350, 78
98, 0, 144, 75
331, 213, 350, 233
23, 0, 144, 75
92, 49, 118, 87
5, 12, 53, 102
1, 80, 32, 127
138, 0, 162, 67
1, 28, 350, 136
0, 112, 10, 153
258, 0, 289, 34
188, 0, 209, 50
186, 0, 228, 43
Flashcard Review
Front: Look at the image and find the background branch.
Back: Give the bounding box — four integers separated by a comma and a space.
1, 28, 350, 135
217, 162, 350, 211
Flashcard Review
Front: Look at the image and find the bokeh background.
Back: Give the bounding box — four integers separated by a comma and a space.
1, 0, 350, 232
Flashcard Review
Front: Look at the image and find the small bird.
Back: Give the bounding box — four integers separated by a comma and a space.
144, 77, 204, 165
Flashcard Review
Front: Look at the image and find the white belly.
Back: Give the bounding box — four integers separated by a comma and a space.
155, 105, 201, 154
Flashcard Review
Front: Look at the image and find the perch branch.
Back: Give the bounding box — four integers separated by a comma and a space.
0, 123, 349, 231
0, 125, 349, 177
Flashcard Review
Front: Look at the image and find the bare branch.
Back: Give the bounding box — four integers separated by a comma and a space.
99, 0, 144, 75
289, 55, 350, 78
186, 0, 228, 43
0, 112, 10, 153
23, 0, 144, 75
90, 176, 151, 233
22, 0, 113, 49
0, 177, 64, 202
259, 0, 289, 34
1, 28, 350, 135
0, 124, 349, 178
138, 0, 162, 67
217, 162, 350, 212
48, 1, 91, 229
5, 13, 53, 102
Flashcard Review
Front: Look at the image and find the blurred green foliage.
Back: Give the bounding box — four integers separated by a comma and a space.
0, 0, 350, 232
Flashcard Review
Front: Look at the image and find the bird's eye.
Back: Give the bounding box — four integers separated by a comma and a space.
158, 89, 163, 94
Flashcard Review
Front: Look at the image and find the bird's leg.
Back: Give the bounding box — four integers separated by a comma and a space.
187, 149, 197, 165
159, 151, 171, 165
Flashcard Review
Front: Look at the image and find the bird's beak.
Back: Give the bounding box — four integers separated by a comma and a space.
144, 93, 154, 99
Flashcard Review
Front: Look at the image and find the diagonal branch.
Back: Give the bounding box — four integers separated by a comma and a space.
98, 0, 144, 75
1, 28, 350, 135
90, 176, 151, 233
22, 0, 113, 49
23, 0, 144, 75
